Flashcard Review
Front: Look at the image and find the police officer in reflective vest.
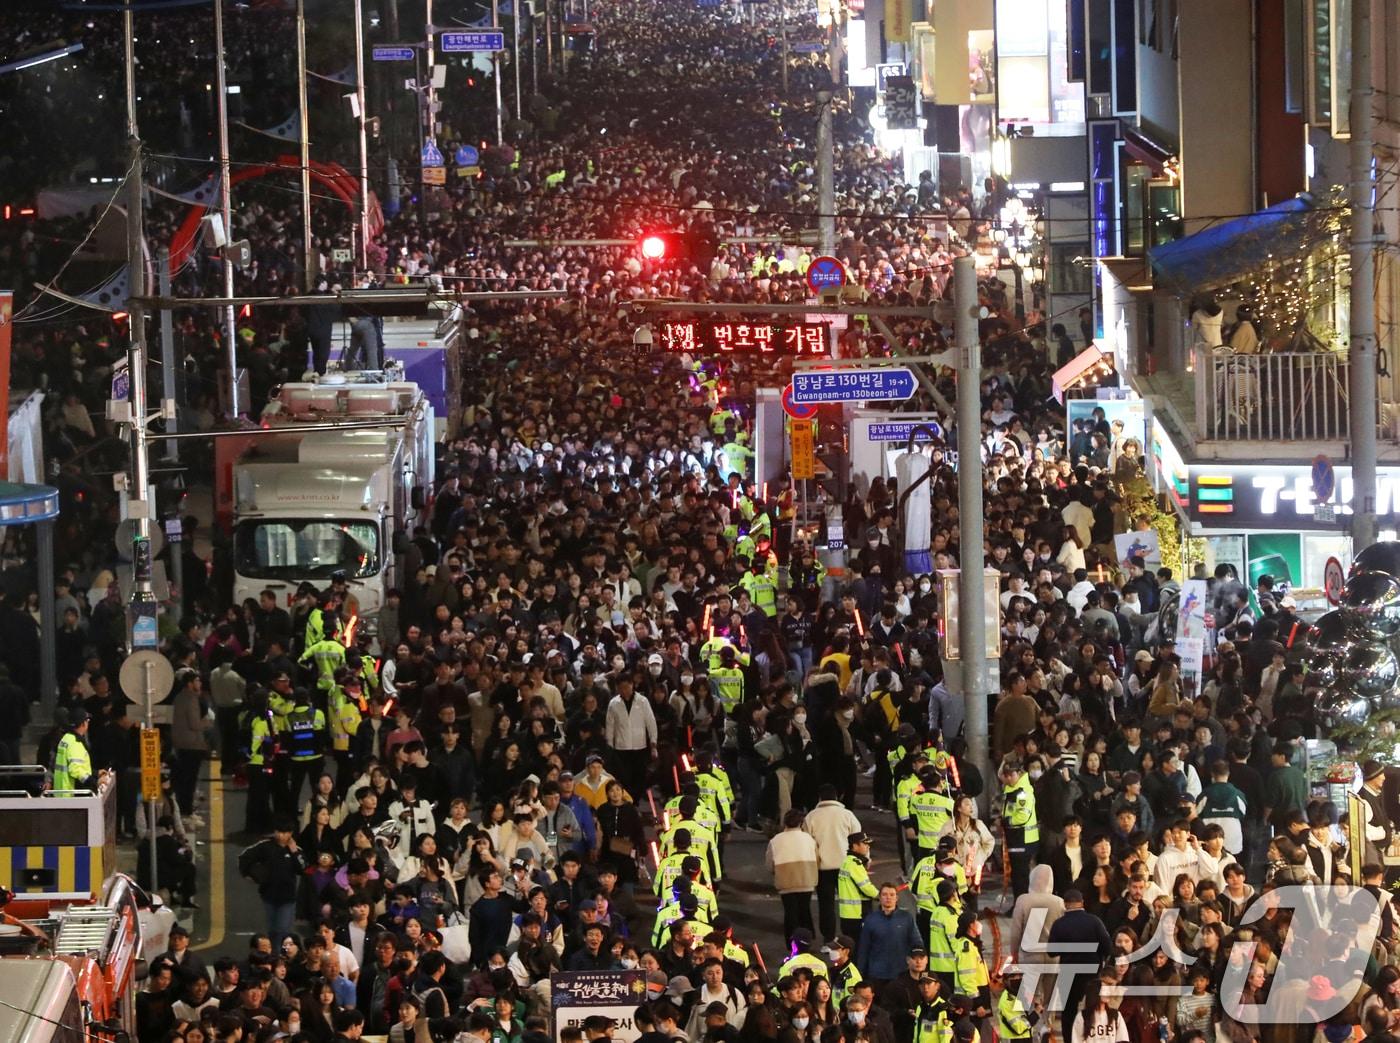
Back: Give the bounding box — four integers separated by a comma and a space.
909, 768, 955, 861
710, 645, 746, 716
896, 749, 931, 872
950, 911, 990, 1014
776, 928, 829, 981
999, 758, 1039, 896
738, 557, 778, 618
926, 879, 961, 992
824, 933, 863, 1006
53, 709, 94, 792
914, 975, 953, 1043
242, 691, 276, 835
280, 691, 326, 816
836, 832, 879, 943
994, 963, 1037, 1043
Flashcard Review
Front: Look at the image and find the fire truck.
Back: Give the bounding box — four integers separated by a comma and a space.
0, 768, 169, 1043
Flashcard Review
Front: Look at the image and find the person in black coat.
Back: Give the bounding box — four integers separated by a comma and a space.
1046, 890, 1112, 1043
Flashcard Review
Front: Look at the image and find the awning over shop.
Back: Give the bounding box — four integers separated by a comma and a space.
1148, 197, 1319, 291
1052, 343, 1113, 403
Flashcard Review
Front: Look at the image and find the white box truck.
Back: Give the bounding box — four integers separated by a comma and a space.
227, 371, 435, 641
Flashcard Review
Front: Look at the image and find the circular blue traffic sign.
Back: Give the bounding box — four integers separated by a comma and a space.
782, 382, 819, 420
455, 145, 480, 167
806, 255, 847, 293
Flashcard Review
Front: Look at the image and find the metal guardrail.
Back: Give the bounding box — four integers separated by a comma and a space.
1193, 346, 1352, 442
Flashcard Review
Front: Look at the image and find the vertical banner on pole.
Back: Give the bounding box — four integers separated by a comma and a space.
0, 292, 12, 478
790, 422, 816, 480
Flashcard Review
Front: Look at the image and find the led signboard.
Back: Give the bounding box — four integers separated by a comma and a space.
658, 320, 829, 356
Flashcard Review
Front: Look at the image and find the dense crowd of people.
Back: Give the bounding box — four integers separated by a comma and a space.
4, 2, 1398, 1043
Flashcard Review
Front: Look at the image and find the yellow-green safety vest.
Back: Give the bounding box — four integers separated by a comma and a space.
53, 732, 92, 791
914, 1002, 954, 1043
1002, 774, 1040, 846
739, 571, 778, 616
831, 959, 863, 1006
927, 904, 959, 972
952, 936, 988, 997
776, 952, 828, 982
836, 853, 878, 919
711, 666, 745, 713
911, 789, 955, 847
995, 986, 1033, 1040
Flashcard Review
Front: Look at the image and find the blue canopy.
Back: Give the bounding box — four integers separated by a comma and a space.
1148, 197, 1320, 291
0, 481, 60, 526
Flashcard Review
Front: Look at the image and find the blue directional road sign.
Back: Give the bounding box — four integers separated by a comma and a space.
372, 45, 416, 61
440, 30, 506, 52
866, 420, 944, 442
791, 367, 918, 404
421, 141, 445, 167
455, 145, 480, 167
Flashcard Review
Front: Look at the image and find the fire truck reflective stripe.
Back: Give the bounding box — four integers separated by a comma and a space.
58, 846, 75, 894
73, 848, 91, 895
0, 847, 94, 895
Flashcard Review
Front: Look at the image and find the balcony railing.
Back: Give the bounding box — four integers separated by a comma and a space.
1192, 347, 1351, 443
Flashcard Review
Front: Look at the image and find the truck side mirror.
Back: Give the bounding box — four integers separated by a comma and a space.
411, 487, 426, 510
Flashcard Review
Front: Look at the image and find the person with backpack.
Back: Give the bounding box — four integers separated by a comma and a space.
408, 951, 451, 1019
238, 818, 308, 941
280, 690, 327, 817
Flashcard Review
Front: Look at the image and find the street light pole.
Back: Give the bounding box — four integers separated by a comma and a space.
953, 254, 991, 801
512, 0, 522, 121
353, 0, 371, 273
816, 88, 834, 256
213, 0, 238, 416
122, 0, 160, 894
1348, 0, 1378, 548
493, 0, 504, 144
296, 0, 313, 292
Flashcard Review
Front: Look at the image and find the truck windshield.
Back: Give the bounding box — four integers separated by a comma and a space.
234, 520, 379, 580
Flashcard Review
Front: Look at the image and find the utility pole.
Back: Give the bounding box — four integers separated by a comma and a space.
1348, 0, 1377, 549
122, 0, 160, 894
296, 0, 313, 292
353, 0, 371, 273
953, 254, 991, 804
214, 0, 238, 416
512, 0, 522, 121
816, 90, 834, 255
816, 13, 839, 256
493, 0, 504, 144
780, 4, 789, 95
545, 0, 553, 75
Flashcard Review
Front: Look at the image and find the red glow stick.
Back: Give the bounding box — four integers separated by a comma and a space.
648, 790, 658, 821
650, 840, 660, 867
672, 764, 681, 792
682, 754, 693, 772
854, 609, 865, 637
894, 642, 905, 666
949, 756, 961, 790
